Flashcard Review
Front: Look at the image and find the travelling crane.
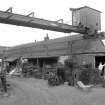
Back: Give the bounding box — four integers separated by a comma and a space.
0, 7, 87, 34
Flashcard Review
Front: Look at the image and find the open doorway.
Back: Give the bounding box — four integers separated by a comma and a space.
95, 56, 105, 68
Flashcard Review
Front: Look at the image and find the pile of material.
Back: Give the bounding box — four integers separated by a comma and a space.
47, 67, 65, 86
9, 67, 21, 77
77, 81, 94, 91
48, 72, 60, 86
43, 65, 57, 80
90, 69, 103, 83
22, 63, 42, 78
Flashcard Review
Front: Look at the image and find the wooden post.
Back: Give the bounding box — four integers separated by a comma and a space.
1, 50, 7, 93
37, 58, 39, 66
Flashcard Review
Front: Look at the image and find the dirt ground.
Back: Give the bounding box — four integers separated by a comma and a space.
0, 77, 105, 105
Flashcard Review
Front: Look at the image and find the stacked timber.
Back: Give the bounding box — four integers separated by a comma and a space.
22, 63, 42, 78
42, 65, 57, 80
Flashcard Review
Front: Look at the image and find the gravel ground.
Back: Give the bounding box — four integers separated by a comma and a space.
0, 77, 105, 105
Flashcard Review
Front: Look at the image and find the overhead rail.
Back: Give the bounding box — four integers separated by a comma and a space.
0, 8, 85, 34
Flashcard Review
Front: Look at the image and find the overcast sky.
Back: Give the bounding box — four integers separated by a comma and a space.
0, 0, 105, 46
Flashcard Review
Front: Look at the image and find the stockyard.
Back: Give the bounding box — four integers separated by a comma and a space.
0, 5, 105, 105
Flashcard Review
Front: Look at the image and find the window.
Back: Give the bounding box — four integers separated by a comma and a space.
101, 39, 105, 46
95, 56, 105, 68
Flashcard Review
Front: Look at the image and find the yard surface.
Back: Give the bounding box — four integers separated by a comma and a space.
0, 77, 105, 105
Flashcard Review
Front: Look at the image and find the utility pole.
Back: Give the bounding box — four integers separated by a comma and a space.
0, 50, 7, 93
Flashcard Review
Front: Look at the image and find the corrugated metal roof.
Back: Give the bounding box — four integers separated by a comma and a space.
72, 37, 105, 54
8, 34, 83, 50
6, 35, 105, 58
5, 57, 17, 62
6, 34, 83, 58
70, 6, 101, 13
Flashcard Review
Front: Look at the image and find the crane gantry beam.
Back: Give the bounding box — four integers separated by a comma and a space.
0, 10, 85, 34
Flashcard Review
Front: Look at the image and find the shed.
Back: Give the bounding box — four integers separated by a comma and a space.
71, 36, 105, 68
5, 34, 105, 69
70, 6, 101, 31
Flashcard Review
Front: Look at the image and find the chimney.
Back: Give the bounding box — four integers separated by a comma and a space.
35, 40, 37, 43
44, 33, 49, 41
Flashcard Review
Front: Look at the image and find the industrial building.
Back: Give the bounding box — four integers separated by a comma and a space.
0, 6, 103, 69
0, 6, 104, 87
3, 32, 105, 69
